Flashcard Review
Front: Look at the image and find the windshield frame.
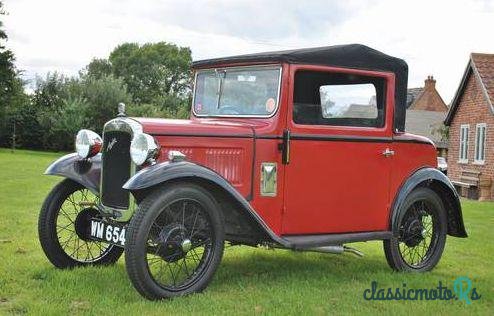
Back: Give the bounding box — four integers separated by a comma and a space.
192, 64, 283, 118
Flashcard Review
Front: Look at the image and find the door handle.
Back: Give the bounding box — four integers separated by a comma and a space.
382, 148, 395, 157
278, 129, 290, 164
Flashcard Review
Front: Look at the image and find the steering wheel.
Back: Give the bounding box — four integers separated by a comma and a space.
218, 106, 240, 115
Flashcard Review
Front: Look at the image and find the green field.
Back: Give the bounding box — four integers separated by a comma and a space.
0, 148, 492, 315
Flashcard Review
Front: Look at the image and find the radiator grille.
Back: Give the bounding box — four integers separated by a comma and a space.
101, 131, 131, 209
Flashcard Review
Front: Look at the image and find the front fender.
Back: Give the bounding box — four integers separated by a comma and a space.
45, 153, 101, 195
391, 167, 467, 238
123, 161, 289, 247
122, 161, 225, 192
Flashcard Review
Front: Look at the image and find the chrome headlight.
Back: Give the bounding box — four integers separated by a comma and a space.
75, 129, 102, 159
130, 133, 159, 166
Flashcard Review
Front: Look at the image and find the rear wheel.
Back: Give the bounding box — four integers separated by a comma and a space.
38, 179, 123, 268
125, 183, 225, 300
384, 187, 447, 271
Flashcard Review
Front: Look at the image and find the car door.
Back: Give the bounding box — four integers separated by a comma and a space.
281, 65, 394, 235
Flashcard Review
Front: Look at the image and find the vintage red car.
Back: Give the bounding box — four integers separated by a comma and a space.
39, 44, 467, 300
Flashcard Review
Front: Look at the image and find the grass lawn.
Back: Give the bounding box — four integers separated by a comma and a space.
0, 148, 492, 315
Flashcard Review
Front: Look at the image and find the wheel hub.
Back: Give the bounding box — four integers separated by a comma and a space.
181, 239, 192, 252
155, 223, 190, 262
74, 208, 100, 241
402, 218, 425, 247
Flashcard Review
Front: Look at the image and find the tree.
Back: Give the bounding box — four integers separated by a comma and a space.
0, 1, 17, 109
83, 58, 112, 79
109, 42, 192, 104
0, 48, 16, 107
31, 72, 70, 109
29, 74, 132, 150
79, 74, 132, 132
12, 72, 70, 150
0, 1, 29, 148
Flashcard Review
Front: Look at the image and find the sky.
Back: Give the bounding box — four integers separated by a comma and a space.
3, 0, 494, 102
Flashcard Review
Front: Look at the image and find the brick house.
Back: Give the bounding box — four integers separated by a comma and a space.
407, 76, 449, 112
445, 53, 494, 200
406, 76, 449, 157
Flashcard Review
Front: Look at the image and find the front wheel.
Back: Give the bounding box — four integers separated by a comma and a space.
384, 187, 447, 272
38, 179, 123, 268
125, 183, 225, 300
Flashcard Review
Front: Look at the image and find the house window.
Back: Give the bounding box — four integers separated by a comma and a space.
474, 123, 487, 163
459, 124, 469, 163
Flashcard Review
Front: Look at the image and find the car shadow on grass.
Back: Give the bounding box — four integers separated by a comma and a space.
30, 249, 388, 301
214, 248, 390, 286
30, 246, 462, 303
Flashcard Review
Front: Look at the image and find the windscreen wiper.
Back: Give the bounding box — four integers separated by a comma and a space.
215, 69, 226, 109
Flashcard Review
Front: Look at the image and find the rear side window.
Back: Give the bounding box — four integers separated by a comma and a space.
293, 70, 386, 127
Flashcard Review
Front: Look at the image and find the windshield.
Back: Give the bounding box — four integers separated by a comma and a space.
193, 66, 281, 117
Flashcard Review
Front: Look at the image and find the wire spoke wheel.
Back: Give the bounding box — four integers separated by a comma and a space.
383, 187, 447, 272
125, 183, 224, 300
397, 200, 439, 268
56, 188, 111, 263
145, 199, 214, 291
39, 179, 123, 268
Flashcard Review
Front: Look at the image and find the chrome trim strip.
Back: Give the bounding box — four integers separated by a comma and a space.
103, 117, 143, 135
192, 64, 283, 119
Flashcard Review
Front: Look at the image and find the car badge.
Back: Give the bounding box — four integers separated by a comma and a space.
107, 138, 117, 151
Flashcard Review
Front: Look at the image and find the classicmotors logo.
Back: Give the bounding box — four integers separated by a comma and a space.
363, 277, 482, 305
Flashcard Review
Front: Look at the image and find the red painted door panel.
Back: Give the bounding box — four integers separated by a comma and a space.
281, 64, 395, 235
282, 138, 391, 234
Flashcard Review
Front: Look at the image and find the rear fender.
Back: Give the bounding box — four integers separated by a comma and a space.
44, 153, 101, 195
391, 167, 467, 238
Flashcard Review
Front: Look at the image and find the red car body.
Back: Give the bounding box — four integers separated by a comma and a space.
136, 63, 436, 237
46, 45, 468, 246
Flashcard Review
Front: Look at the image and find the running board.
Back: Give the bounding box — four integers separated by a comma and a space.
280, 231, 393, 250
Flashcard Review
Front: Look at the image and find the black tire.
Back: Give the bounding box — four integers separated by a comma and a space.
38, 179, 123, 268
125, 183, 225, 300
384, 187, 447, 272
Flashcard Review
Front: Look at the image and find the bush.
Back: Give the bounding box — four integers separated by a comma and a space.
126, 103, 168, 118
39, 97, 88, 151
5, 101, 45, 150
151, 94, 191, 119
78, 75, 132, 132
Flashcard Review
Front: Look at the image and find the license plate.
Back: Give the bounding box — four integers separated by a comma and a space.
89, 219, 126, 247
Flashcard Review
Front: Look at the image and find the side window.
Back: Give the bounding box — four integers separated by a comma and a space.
474, 123, 486, 163
459, 124, 469, 163
293, 70, 386, 127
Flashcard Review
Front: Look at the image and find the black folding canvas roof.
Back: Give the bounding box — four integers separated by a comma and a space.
193, 44, 409, 132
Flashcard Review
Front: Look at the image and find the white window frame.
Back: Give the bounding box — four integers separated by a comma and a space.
459, 124, 469, 163
474, 123, 487, 164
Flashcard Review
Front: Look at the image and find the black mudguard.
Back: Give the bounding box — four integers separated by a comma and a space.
123, 161, 288, 246
391, 167, 467, 238
44, 153, 101, 195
